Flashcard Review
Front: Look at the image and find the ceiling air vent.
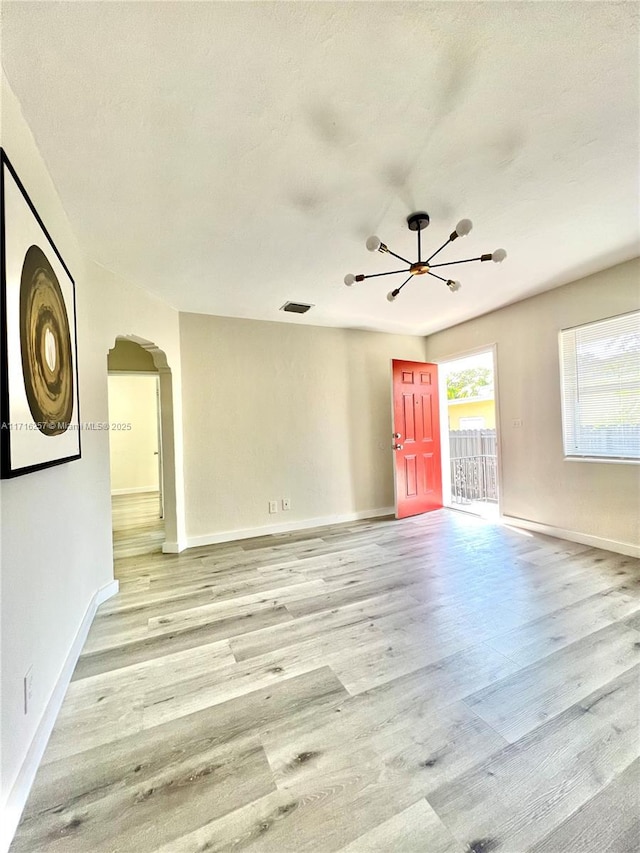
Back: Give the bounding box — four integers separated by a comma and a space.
280, 301, 314, 314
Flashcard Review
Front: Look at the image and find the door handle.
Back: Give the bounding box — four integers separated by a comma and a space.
392, 433, 402, 439
392, 443, 404, 450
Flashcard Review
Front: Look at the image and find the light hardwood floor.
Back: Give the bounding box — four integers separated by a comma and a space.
111, 491, 165, 558
10, 498, 640, 853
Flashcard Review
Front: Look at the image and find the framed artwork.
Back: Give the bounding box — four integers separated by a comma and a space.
1, 149, 81, 477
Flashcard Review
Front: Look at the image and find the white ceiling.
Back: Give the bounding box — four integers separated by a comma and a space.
2, 1, 639, 335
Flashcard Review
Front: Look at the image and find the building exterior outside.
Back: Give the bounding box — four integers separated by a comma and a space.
447, 397, 496, 430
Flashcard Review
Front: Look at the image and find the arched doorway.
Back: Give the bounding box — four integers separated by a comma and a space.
107, 335, 179, 559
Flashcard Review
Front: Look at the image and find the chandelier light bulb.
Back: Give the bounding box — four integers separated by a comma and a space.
366, 236, 382, 252
492, 248, 507, 263
387, 289, 399, 302
344, 273, 356, 287
447, 280, 462, 292
455, 219, 473, 237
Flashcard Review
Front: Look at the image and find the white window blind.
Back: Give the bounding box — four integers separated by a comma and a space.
559, 311, 640, 460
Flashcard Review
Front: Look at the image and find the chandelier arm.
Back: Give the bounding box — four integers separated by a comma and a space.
396, 274, 414, 294
426, 238, 452, 264
360, 268, 412, 280
386, 248, 413, 265
429, 257, 484, 268
426, 270, 448, 283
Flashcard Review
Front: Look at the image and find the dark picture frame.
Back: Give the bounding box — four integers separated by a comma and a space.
1, 149, 81, 478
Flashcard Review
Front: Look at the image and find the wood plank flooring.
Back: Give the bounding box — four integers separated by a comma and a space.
10, 500, 640, 853
111, 491, 165, 558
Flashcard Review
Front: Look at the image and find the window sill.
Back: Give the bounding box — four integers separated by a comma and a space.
563, 456, 640, 465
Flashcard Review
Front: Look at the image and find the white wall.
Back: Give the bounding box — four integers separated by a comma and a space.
108, 375, 159, 493
0, 72, 186, 846
424, 258, 640, 551
180, 313, 427, 544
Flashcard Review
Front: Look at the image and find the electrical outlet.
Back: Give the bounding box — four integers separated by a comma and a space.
512, 418, 523, 428
269, 500, 278, 514
24, 667, 33, 715
282, 498, 291, 511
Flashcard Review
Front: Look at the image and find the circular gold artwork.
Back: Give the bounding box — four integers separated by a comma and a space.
20, 245, 74, 435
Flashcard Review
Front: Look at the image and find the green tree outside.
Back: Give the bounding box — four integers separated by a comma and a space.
447, 367, 493, 400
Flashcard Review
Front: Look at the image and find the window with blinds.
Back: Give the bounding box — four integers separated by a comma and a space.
559, 311, 640, 460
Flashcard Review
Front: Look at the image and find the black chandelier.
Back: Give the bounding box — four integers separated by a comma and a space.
344, 211, 506, 301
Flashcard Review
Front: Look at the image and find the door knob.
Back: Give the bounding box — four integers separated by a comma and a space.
392, 443, 404, 450
392, 433, 401, 439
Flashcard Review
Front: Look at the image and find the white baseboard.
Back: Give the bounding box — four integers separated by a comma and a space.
185, 506, 395, 550
1, 579, 119, 853
110, 486, 158, 496
500, 515, 640, 558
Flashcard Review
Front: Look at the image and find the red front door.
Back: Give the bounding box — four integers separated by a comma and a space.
391, 359, 443, 519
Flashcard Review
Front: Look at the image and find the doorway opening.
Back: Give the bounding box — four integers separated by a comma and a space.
107, 337, 177, 560
437, 349, 500, 519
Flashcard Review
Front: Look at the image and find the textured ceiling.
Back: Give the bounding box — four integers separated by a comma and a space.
2, 1, 639, 335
